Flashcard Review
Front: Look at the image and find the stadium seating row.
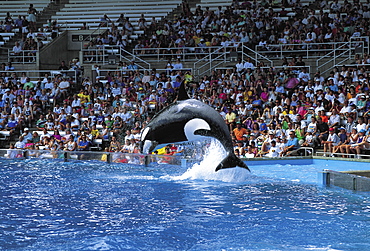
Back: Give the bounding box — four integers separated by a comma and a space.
0, 0, 50, 20
0, 32, 16, 47
45, 0, 181, 34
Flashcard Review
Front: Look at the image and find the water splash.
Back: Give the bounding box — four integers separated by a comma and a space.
170, 139, 251, 183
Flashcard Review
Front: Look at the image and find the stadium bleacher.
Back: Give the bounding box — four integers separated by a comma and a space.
190, 0, 233, 12
44, 0, 181, 35
0, 1, 51, 49
0, 0, 369, 159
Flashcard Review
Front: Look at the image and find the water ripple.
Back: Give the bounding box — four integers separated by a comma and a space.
1, 158, 370, 250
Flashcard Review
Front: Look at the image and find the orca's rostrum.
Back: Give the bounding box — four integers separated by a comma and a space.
140, 82, 250, 172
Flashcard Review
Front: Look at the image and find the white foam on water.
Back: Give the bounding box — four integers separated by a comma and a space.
169, 139, 251, 183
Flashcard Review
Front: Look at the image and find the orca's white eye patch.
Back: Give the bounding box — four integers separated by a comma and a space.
184, 118, 210, 141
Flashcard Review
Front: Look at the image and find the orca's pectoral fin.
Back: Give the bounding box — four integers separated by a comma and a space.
215, 153, 250, 172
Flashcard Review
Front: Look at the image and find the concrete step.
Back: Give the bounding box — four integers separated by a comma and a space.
36, 1, 68, 31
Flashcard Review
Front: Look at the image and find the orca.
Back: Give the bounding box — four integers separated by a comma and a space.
140, 82, 250, 172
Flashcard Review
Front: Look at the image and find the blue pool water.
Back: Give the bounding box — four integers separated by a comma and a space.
1, 153, 370, 250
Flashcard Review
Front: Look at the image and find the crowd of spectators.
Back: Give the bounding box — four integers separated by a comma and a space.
0, 60, 192, 157
129, 0, 370, 56
4, 0, 370, 61
78, 0, 370, 65
0, 4, 37, 34
1, 53, 370, 159
0, 4, 60, 63
1, 1, 370, 160
81, 13, 137, 58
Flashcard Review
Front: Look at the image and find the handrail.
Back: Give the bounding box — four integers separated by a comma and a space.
317, 47, 352, 75
134, 43, 273, 78
127, 42, 272, 78
81, 45, 151, 69
284, 147, 314, 157
315, 37, 369, 75
255, 41, 353, 60
80, 26, 106, 51
350, 36, 369, 54
243, 44, 273, 67
8, 49, 39, 64
315, 151, 370, 159
1, 148, 368, 165
316, 42, 352, 66
6, 28, 68, 65
193, 46, 229, 78
119, 47, 151, 70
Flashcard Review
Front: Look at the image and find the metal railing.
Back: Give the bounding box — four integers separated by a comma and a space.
0, 148, 200, 167
78, 24, 151, 68
80, 26, 105, 48
80, 38, 370, 79
316, 38, 368, 76
315, 151, 370, 159
0, 70, 78, 83
81, 45, 151, 69
7, 30, 67, 64
215, 65, 311, 75
95, 68, 193, 81
285, 147, 314, 157
8, 49, 39, 64
261, 65, 310, 73
1, 148, 368, 169
332, 63, 370, 69
191, 43, 274, 78
131, 45, 234, 61
193, 46, 232, 78
121, 46, 151, 70
256, 41, 360, 60
242, 43, 273, 67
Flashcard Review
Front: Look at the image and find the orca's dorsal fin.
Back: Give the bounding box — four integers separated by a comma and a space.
177, 81, 190, 101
